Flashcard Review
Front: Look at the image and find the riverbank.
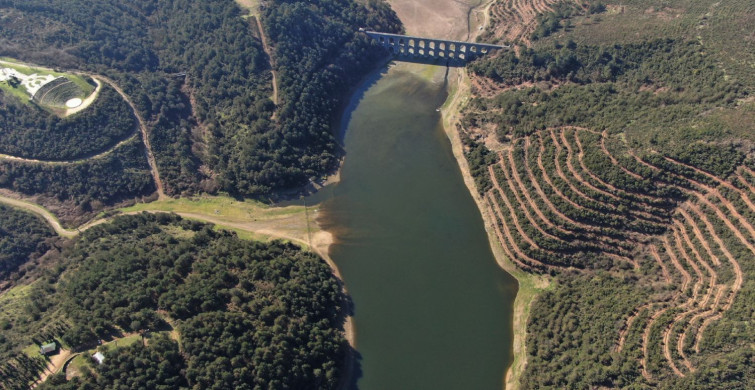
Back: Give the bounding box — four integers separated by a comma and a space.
440, 68, 550, 389
435, 2, 551, 389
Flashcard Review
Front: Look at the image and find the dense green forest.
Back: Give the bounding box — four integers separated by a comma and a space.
0, 205, 54, 280
0, 84, 136, 161
0, 0, 401, 199
0, 139, 155, 226
1, 213, 349, 389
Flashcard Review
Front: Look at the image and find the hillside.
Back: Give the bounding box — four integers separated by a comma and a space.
1, 213, 349, 390
460, 0, 754, 388
0, 0, 400, 217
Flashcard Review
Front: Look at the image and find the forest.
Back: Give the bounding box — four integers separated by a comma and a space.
1, 213, 349, 389
0, 205, 54, 281
0, 0, 401, 199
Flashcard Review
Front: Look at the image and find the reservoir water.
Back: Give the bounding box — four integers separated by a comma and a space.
316, 63, 517, 389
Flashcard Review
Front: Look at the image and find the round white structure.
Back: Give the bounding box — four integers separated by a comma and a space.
65, 98, 83, 108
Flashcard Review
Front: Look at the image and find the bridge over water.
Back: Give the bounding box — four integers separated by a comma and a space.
360, 29, 508, 63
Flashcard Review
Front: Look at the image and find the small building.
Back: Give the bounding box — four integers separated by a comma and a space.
39, 342, 56, 355
92, 351, 105, 365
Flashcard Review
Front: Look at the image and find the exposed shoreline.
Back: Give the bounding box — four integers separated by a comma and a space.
440, 65, 550, 390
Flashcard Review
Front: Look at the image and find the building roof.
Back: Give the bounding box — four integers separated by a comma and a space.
92, 351, 105, 365
39, 342, 56, 354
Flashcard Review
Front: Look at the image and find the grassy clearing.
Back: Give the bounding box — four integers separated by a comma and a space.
0, 283, 33, 321
119, 195, 308, 222
66, 354, 89, 378
234, 0, 261, 18
99, 334, 141, 352
117, 194, 319, 250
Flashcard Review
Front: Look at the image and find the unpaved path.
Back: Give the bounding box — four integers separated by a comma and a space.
640, 305, 670, 381
574, 130, 663, 202
254, 15, 279, 109
649, 243, 672, 284
92, 75, 165, 199
0, 194, 105, 238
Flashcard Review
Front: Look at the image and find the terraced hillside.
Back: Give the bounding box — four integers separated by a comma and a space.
460, 0, 754, 388
481, 127, 753, 385
479, 0, 583, 44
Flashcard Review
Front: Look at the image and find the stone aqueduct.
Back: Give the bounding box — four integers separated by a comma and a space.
360, 29, 508, 61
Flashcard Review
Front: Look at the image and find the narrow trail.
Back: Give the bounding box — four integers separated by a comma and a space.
692, 287, 728, 352
661, 312, 686, 377
600, 131, 645, 180
500, 144, 637, 267
0, 194, 106, 238
488, 167, 541, 250
92, 75, 165, 199
505, 144, 572, 236
542, 131, 653, 238
254, 15, 279, 111
735, 170, 755, 195
675, 220, 717, 301
679, 208, 722, 266
541, 131, 593, 213
0, 133, 138, 164
664, 156, 755, 214
490, 128, 749, 380
649, 244, 672, 284
560, 129, 620, 201
556, 129, 665, 225
684, 203, 744, 352
523, 137, 631, 251
661, 237, 692, 299
640, 305, 670, 381
672, 228, 704, 304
